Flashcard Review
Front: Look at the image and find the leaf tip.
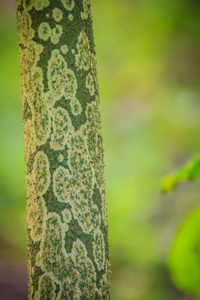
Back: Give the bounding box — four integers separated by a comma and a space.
161, 175, 177, 194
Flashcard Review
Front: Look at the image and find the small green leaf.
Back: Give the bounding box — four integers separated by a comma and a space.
169, 207, 200, 295
162, 155, 200, 193
161, 175, 178, 193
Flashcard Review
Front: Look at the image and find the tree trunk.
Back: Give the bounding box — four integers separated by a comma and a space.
16, 0, 111, 298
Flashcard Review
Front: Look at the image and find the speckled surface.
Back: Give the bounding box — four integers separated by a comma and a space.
16, 0, 111, 298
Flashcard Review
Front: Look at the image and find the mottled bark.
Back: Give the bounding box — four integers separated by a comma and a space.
16, 0, 111, 298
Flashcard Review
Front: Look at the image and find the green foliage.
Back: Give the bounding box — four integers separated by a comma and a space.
169, 207, 200, 296
162, 151, 200, 297
162, 156, 200, 193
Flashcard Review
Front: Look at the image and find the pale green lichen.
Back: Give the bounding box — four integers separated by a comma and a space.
93, 227, 105, 270
61, 209, 71, 231
61, 44, 68, 54
68, 13, 73, 21
50, 34, 59, 45
26, 151, 50, 242
53, 166, 71, 203
81, 0, 90, 20
99, 260, 112, 299
32, 151, 51, 195
62, 208, 72, 223
19, 39, 51, 146
38, 22, 51, 41
36, 212, 73, 281
70, 97, 82, 116
71, 239, 97, 296
45, 49, 78, 106
52, 8, 63, 22
58, 154, 64, 162
35, 274, 56, 300
75, 30, 90, 71
38, 23, 63, 44
30, 67, 51, 146
36, 213, 97, 297
26, 194, 46, 242
100, 186, 108, 227
50, 25, 63, 44
50, 107, 73, 151
24, 0, 50, 11
19, 41, 43, 79
17, 10, 34, 45
53, 127, 100, 233
61, 0, 75, 11
24, 119, 36, 169
85, 99, 105, 188
86, 73, 95, 96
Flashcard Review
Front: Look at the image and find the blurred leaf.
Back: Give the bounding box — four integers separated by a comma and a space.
169, 207, 200, 295
162, 155, 200, 193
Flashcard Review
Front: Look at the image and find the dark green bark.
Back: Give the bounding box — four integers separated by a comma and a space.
16, 0, 111, 298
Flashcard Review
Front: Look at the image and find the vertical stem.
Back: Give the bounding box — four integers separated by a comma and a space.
16, 0, 111, 298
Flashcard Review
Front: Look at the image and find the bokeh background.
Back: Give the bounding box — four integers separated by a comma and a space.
0, 0, 200, 299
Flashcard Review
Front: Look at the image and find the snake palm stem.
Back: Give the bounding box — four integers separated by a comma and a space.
16, 0, 111, 298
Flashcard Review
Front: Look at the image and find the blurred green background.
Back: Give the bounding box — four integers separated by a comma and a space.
0, 0, 200, 299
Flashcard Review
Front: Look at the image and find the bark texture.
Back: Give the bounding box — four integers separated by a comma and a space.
16, 0, 111, 298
